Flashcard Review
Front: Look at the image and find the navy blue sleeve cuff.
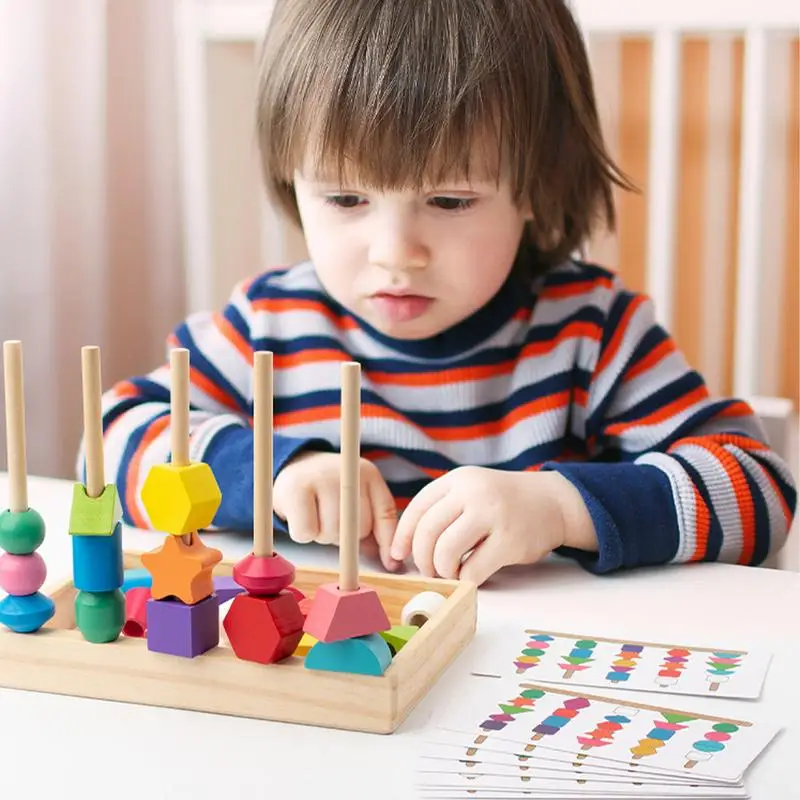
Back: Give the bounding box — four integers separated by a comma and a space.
203, 425, 334, 531
540, 461, 680, 574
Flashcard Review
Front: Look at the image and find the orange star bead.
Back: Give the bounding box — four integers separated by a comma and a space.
141, 533, 222, 605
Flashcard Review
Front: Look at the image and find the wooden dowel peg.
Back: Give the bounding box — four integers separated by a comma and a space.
170, 348, 192, 544
3, 340, 28, 513
339, 362, 360, 593
253, 351, 274, 558
81, 346, 105, 498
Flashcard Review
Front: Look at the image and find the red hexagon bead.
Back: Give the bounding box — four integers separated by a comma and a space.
223, 591, 304, 664
232, 551, 295, 596
0, 552, 47, 596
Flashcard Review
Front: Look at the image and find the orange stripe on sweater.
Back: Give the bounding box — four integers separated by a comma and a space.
624, 339, 676, 383
594, 295, 647, 378
277, 392, 570, 441
190, 366, 239, 412
541, 276, 614, 300
677, 436, 757, 565
213, 312, 253, 364
252, 297, 358, 330
126, 414, 170, 529
605, 384, 709, 436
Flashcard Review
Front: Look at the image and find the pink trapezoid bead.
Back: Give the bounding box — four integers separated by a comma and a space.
0, 551, 47, 596
232, 551, 295, 595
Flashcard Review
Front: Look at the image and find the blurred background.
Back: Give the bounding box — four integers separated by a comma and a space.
0, 2, 797, 514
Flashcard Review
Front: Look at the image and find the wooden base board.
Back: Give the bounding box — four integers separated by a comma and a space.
0, 551, 477, 733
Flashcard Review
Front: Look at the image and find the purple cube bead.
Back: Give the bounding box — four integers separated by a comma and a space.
213, 575, 245, 605
146, 595, 219, 658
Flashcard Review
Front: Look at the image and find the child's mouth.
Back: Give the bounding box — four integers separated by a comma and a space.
370, 293, 433, 323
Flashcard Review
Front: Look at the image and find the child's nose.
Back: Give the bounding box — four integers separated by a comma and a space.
368, 227, 429, 273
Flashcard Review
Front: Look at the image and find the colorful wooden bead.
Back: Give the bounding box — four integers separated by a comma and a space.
232, 551, 295, 595
140, 532, 222, 605
212, 575, 245, 604
0, 508, 45, 555
303, 582, 390, 643
74, 590, 125, 643
298, 597, 313, 618
0, 592, 55, 632
72, 523, 124, 593
379, 625, 419, 656
223, 591, 304, 665
140, 463, 222, 536
293, 632, 317, 657
0, 552, 46, 596
400, 590, 447, 627
123, 586, 151, 637
68, 483, 122, 536
122, 568, 152, 593
146, 595, 219, 658
285, 585, 306, 602
305, 634, 392, 676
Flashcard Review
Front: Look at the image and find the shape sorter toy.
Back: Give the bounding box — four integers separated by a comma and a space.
0, 340, 476, 733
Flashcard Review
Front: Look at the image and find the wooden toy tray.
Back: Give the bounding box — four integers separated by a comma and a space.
0, 551, 477, 733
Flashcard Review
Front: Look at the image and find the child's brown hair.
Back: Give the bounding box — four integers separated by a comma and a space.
256, 0, 632, 270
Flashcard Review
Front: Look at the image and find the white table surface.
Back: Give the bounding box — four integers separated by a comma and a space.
0, 474, 798, 799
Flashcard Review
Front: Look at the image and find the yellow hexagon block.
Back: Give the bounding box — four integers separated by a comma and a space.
141, 462, 221, 536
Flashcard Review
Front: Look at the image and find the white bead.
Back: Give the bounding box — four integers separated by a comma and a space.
400, 590, 447, 627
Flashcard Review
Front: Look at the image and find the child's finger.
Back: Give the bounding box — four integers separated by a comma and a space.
390, 476, 449, 561
359, 535, 380, 561
315, 488, 340, 545
457, 534, 505, 587
409, 493, 465, 577
367, 475, 400, 571
429, 511, 485, 580
284, 488, 319, 544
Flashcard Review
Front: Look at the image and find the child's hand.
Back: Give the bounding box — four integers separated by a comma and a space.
390, 467, 596, 586
273, 451, 401, 571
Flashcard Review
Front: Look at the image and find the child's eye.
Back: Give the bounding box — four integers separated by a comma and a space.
429, 197, 476, 212
324, 194, 365, 209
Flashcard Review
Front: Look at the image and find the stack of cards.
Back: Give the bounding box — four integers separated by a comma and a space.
416, 630, 778, 799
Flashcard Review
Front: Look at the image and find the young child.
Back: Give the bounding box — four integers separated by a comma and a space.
85, 0, 796, 586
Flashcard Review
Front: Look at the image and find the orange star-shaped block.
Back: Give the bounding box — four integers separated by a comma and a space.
141, 533, 222, 605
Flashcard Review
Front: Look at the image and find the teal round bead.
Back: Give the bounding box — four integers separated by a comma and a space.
0, 508, 46, 555
0, 591, 55, 632
75, 589, 125, 643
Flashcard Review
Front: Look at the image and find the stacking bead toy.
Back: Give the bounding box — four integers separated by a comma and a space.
303, 363, 392, 676
140, 348, 223, 658
223, 352, 305, 664
0, 341, 55, 633
68, 346, 125, 643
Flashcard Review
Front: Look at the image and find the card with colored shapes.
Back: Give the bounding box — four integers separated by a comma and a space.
425, 677, 779, 784
469, 629, 772, 699
421, 741, 728, 785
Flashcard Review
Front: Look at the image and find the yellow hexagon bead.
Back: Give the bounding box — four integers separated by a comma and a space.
141, 462, 221, 536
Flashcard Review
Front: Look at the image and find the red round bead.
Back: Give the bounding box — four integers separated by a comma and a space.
232, 551, 295, 595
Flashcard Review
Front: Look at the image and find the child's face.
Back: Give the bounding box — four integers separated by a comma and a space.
292, 165, 529, 340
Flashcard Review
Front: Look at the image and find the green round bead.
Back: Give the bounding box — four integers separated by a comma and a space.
74, 590, 125, 643
0, 508, 46, 555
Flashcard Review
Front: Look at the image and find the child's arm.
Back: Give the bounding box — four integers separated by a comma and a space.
76, 278, 332, 531
543, 287, 797, 573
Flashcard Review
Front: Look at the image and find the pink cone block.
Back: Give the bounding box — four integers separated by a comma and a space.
303, 582, 390, 643
0, 552, 47, 596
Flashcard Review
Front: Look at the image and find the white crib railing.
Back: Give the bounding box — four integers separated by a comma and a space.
173, 0, 799, 567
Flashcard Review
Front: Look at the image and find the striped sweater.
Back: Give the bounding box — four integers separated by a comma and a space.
87, 259, 797, 573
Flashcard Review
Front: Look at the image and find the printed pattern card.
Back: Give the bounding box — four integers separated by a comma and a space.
470, 629, 772, 699
415, 675, 779, 797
